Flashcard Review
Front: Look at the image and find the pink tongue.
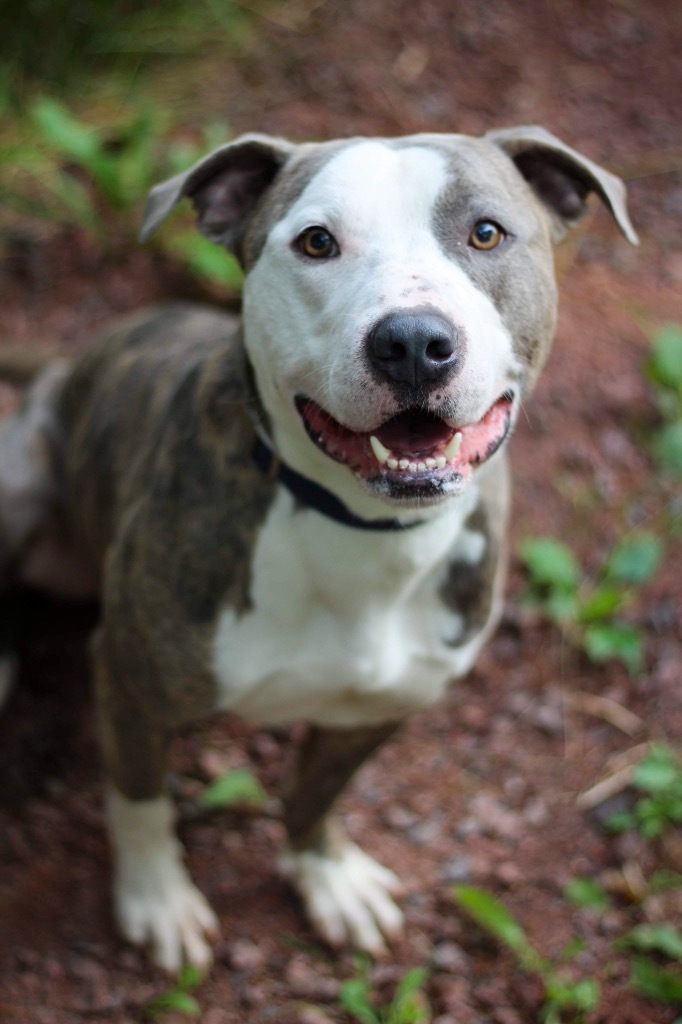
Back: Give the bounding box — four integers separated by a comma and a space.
374, 411, 454, 456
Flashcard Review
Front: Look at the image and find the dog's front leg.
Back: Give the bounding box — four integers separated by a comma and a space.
92, 630, 219, 972
280, 722, 404, 956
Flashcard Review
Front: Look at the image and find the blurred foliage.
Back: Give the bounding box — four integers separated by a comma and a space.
0, 0, 253, 112
645, 324, 682, 479
0, 0, 259, 290
0, 95, 243, 289
519, 531, 663, 676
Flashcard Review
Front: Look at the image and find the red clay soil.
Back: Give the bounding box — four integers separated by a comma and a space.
0, 2, 681, 1022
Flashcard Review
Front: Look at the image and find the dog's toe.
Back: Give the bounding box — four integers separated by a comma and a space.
279, 841, 404, 956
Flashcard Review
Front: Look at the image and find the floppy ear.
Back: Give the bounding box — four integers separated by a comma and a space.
486, 125, 638, 245
139, 133, 295, 249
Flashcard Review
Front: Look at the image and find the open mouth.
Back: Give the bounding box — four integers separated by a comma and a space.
295, 392, 514, 492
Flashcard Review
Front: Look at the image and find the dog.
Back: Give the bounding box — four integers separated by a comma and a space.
0, 125, 637, 971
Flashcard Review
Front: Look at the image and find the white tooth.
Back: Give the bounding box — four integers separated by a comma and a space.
387, 458, 398, 469
425, 458, 436, 469
444, 431, 463, 461
436, 455, 447, 469
369, 435, 391, 464
417, 461, 426, 471
399, 459, 409, 469
408, 461, 418, 472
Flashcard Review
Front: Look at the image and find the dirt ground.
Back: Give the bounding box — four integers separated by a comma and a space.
0, 1, 681, 1021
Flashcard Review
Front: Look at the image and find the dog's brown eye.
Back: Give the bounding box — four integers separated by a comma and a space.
469, 221, 505, 251
297, 226, 339, 259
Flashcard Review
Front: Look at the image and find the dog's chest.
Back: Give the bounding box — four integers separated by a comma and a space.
211, 488, 488, 727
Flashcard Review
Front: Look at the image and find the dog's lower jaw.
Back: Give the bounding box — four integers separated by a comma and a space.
279, 841, 404, 956
106, 788, 219, 972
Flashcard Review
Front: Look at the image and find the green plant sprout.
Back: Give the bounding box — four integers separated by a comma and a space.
199, 767, 268, 809
519, 530, 662, 675
605, 743, 682, 838
338, 958, 430, 1024
617, 924, 682, 1006
143, 964, 201, 1019
453, 886, 600, 1023
645, 324, 682, 478
563, 876, 611, 912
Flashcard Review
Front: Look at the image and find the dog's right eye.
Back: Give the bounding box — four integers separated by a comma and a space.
296, 226, 340, 259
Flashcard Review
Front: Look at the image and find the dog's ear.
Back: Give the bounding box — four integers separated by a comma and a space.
486, 125, 638, 245
139, 133, 295, 248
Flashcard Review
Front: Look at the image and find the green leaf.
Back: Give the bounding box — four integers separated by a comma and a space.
603, 809, 635, 833
453, 886, 538, 965
649, 325, 682, 391
577, 584, 624, 623
30, 96, 101, 165
653, 420, 682, 477
563, 877, 610, 910
619, 923, 682, 960
544, 975, 600, 1013
633, 745, 682, 793
605, 533, 663, 585
392, 966, 428, 1004
388, 967, 430, 1023
583, 622, 643, 675
145, 989, 200, 1018
177, 964, 202, 990
338, 977, 379, 1024
167, 231, 244, 289
545, 590, 580, 623
519, 537, 580, 592
199, 768, 268, 808
630, 955, 682, 1003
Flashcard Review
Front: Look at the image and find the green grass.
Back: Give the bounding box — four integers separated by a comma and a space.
453, 886, 599, 1024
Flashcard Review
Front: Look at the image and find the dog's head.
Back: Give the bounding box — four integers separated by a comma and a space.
141, 127, 636, 513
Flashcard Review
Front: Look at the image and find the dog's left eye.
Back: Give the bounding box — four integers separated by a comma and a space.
296, 226, 340, 259
469, 221, 506, 251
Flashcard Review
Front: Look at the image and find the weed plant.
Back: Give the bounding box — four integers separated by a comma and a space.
645, 324, 682, 478
338, 959, 431, 1024
605, 743, 682, 838
1, 97, 242, 290
519, 530, 662, 674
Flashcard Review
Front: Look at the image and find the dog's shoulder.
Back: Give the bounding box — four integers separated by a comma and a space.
57, 303, 275, 579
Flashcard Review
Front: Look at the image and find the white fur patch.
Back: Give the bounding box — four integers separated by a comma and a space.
279, 839, 404, 955
106, 789, 218, 971
212, 480, 487, 728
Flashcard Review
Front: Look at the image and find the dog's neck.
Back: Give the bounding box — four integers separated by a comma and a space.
252, 437, 426, 532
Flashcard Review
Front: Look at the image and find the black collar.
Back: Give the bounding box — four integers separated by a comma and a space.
253, 438, 425, 532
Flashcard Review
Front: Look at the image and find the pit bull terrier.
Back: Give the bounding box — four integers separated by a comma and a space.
0, 125, 637, 971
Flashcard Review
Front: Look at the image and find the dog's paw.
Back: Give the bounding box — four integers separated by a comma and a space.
279, 841, 404, 956
114, 848, 219, 972
107, 789, 219, 972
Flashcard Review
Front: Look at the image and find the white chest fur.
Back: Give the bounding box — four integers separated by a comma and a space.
211, 485, 489, 727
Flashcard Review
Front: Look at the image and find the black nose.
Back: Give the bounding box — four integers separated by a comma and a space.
366, 309, 460, 389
